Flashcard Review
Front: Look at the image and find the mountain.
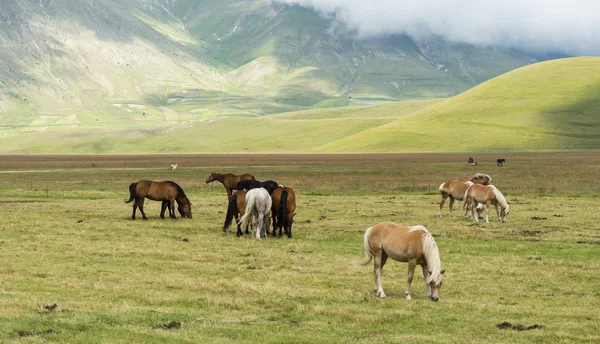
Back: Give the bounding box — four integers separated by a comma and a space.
0, 0, 537, 147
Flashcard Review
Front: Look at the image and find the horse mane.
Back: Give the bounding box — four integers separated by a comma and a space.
474, 173, 493, 185
419, 228, 443, 283
488, 185, 509, 210
166, 181, 190, 203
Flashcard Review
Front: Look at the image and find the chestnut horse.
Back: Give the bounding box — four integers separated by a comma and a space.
205, 172, 255, 198
126, 180, 192, 220
361, 223, 445, 301
271, 187, 296, 238
237, 179, 280, 195
223, 190, 249, 237
464, 184, 510, 223
439, 173, 493, 216
238, 188, 272, 239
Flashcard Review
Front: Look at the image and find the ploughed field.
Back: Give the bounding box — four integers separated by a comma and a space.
0, 152, 599, 343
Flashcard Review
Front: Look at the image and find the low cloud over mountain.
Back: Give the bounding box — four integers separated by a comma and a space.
273, 0, 600, 56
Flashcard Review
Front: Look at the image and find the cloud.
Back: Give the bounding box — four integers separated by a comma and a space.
271, 0, 600, 56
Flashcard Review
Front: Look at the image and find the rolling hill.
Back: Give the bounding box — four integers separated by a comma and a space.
0, 0, 538, 147
1, 57, 599, 153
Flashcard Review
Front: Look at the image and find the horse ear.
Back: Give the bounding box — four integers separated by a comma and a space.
441, 269, 446, 275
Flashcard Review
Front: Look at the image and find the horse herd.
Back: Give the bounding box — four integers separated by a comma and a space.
125, 171, 507, 302
126, 172, 296, 239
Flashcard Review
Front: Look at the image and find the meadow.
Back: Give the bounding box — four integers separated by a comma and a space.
0, 152, 599, 343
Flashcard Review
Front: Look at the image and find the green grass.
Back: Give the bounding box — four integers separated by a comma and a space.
0, 153, 599, 343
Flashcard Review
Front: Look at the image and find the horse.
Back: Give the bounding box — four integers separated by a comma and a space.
496, 159, 506, 166
468, 157, 477, 165
222, 190, 249, 237
237, 179, 280, 195
361, 223, 445, 301
205, 172, 255, 198
125, 180, 192, 220
238, 188, 272, 239
439, 173, 492, 216
464, 184, 510, 223
271, 187, 296, 238
169, 164, 178, 170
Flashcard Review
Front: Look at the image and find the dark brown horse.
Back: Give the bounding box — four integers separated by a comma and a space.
223, 190, 249, 237
237, 179, 280, 195
205, 172, 255, 198
271, 187, 296, 238
126, 180, 192, 220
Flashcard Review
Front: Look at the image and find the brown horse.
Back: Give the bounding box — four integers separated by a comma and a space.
361, 223, 445, 301
205, 172, 255, 198
126, 180, 192, 220
439, 173, 493, 216
463, 184, 510, 223
223, 190, 249, 237
271, 187, 296, 238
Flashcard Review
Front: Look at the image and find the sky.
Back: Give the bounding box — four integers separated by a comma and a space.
272, 0, 600, 56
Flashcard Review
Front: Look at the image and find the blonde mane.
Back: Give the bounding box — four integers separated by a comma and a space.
421, 230, 443, 284
489, 185, 509, 210
474, 173, 493, 185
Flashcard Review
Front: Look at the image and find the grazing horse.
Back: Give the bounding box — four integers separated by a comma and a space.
126, 180, 192, 220
238, 188, 272, 239
237, 179, 280, 195
271, 187, 296, 238
439, 173, 492, 216
361, 223, 445, 301
496, 159, 506, 166
223, 190, 249, 237
468, 157, 477, 165
464, 184, 510, 223
205, 172, 255, 198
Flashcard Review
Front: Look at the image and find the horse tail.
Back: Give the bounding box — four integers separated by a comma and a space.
278, 190, 288, 228
223, 193, 238, 231
125, 183, 137, 203
360, 226, 374, 265
238, 193, 255, 230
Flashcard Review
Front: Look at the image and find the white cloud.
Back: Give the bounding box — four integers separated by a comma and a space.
271, 0, 600, 55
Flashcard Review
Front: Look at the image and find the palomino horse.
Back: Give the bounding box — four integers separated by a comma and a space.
439, 173, 492, 216
238, 188, 272, 239
271, 187, 296, 238
223, 190, 249, 237
464, 184, 510, 223
361, 223, 445, 301
237, 179, 280, 195
126, 180, 192, 220
205, 172, 255, 198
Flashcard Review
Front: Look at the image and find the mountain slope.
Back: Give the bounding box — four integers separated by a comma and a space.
319, 57, 600, 152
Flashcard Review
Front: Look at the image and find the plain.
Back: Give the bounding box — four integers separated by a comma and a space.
0, 153, 599, 343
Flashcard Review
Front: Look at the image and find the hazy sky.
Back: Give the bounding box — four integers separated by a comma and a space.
272, 0, 600, 56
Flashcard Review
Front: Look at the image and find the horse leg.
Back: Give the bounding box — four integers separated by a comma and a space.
374, 252, 388, 298
160, 201, 168, 219
471, 199, 478, 222
405, 260, 417, 300
138, 198, 148, 220
494, 203, 501, 222
131, 200, 138, 220
448, 197, 455, 217
226, 187, 232, 199
169, 199, 176, 219
235, 213, 243, 237
439, 193, 448, 216
422, 264, 432, 299
271, 209, 278, 237
485, 201, 491, 223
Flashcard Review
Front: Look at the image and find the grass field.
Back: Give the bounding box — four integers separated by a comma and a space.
1, 153, 599, 343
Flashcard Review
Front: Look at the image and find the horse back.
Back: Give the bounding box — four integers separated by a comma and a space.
469, 184, 496, 204
367, 222, 426, 263
440, 180, 468, 199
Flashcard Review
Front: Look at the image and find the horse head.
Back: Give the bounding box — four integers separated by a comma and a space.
426, 268, 445, 302
205, 173, 216, 184
178, 201, 192, 219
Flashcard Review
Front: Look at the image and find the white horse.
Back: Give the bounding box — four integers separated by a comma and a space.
464, 184, 510, 223
170, 164, 178, 170
238, 187, 272, 239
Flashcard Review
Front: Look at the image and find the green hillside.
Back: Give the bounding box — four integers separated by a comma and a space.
2, 58, 599, 153
319, 57, 600, 152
